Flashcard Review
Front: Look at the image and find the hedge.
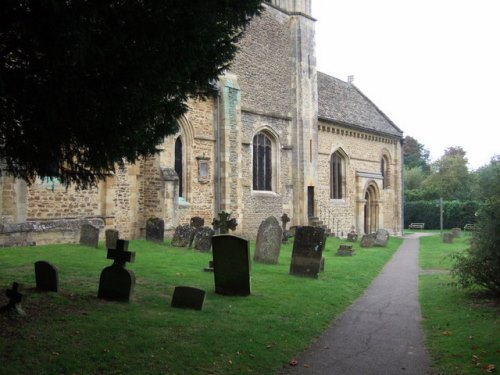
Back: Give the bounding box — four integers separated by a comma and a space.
404, 200, 480, 229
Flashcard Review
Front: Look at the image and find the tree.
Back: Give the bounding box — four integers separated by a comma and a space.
0, 0, 263, 187
403, 136, 430, 172
451, 156, 500, 295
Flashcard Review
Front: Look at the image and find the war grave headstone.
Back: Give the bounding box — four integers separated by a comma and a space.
289, 226, 326, 278
105, 229, 120, 250
360, 233, 376, 248
254, 216, 282, 264
193, 227, 215, 252
190, 216, 205, 229
337, 244, 355, 256
374, 229, 390, 247
171, 224, 197, 248
212, 235, 251, 296
212, 211, 238, 234
0, 282, 26, 316
80, 223, 99, 248
281, 213, 291, 243
34, 261, 59, 292
146, 218, 165, 244
171, 286, 206, 311
98, 239, 136, 302
443, 233, 454, 243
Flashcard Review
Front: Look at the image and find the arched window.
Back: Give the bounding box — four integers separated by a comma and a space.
253, 133, 272, 191
330, 151, 346, 199
381, 155, 390, 189
175, 137, 183, 197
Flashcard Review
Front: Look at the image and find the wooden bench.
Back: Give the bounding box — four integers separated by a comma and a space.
463, 223, 475, 231
408, 223, 425, 229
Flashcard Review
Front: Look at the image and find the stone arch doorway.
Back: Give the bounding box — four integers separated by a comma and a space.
364, 183, 380, 234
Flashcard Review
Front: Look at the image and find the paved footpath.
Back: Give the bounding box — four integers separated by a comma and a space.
281, 234, 432, 375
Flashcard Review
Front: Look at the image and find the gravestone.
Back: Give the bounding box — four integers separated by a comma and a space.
105, 229, 120, 250
360, 233, 376, 248
146, 218, 164, 244
80, 223, 99, 248
254, 216, 282, 264
320, 256, 325, 272
190, 217, 205, 229
171, 286, 206, 311
212, 235, 251, 296
34, 261, 59, 292
98, 239, 136, 302
204, 260, 214, 272
193, 226, 214, 252
347, 231, 358, 242
171, 224, 197, 248
452, 227, 462, 238
443, 233, 454, 243
337, 244, 355, 256
212, 211, 238, 234
289, 226, 326, 278
374, 229, 390, 247
0, 282, 26, 316
281, 213, 291, 243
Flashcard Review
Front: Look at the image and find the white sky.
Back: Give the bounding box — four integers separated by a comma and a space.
312, 0, 500, 170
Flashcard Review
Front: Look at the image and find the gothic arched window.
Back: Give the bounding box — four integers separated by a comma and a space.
175, 137, 184, 197
253, 133, 272, 191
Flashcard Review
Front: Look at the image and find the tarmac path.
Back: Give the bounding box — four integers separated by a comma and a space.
281, 233, 432, 375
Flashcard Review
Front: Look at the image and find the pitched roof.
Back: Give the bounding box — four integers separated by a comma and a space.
317, 72, 403, 137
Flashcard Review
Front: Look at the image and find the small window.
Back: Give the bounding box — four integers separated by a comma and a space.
381, 155, 390, 189
330, 151, 346, 199
253, 133, 272, 191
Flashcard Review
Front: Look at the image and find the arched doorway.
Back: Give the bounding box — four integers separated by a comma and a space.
364, 183, 379, 234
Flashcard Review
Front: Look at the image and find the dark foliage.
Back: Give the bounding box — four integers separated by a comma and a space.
0, 0, 262, 187
404, 200, 480, 229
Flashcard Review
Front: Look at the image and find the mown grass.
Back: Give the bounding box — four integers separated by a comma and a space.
0, 236, 402, 375
419, 234, 500, 375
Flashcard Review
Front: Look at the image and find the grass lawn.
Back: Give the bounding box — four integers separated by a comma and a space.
419, 234, 500, 375
1, 235, 402, 375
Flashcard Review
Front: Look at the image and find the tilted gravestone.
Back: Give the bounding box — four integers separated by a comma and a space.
146, 218, 165, 244
171, 286, 206, 311
171, 224, 197, 248
374, 229, 390, 247
34, 261, 59, 292
289, 226, 326, 278
254, 216, 282, 264
212, 235, 251, 296
105, 229, 120, 250
190, 217, 205, 229
0, 282, 26, 316
80, 223, 99, 248
98, 239, 136, 302
360, 233, 376, 248
193, 226, 215, 252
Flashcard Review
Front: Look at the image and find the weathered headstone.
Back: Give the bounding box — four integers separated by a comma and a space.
281, 213, 291, 243
80, 223, 99, 248
254, 216, 282, 264
98, 239, 136, 302
452, 227, 462, 238
347, 231, 358, 242
0, 282, 26, 316
337, 244, 355, 256
360, 233, 376, 248
146, 218, 165, 244
374, 229, 390, 247
212, 211, 238, 234
171, 224, 197, 248
171, 286, 206, 310
289, 226, 326, 278
193, 226, 215, 252
105, 229, 120, 250
190, 217, 205, 229
212, 235, 251, 296
443, 233, 454, 243
34, 261, 59, 292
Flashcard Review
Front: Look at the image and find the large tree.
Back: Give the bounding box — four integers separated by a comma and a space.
0, 0, 262, 187
403, 135, 430, 172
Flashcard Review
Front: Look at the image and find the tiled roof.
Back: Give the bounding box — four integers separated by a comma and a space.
317, 72, 403, 137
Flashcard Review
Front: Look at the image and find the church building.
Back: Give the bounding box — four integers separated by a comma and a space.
0, 0, 403, 245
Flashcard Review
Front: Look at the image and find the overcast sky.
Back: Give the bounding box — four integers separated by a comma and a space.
312, 0, 499, 170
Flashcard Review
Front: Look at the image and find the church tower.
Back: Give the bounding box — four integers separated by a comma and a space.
272, 0, 318, 224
